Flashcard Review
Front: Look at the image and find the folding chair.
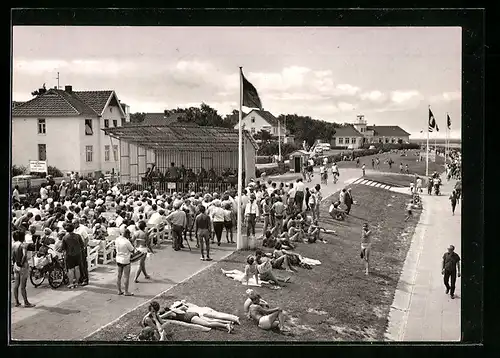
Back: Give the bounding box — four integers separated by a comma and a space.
87, 246, 100, 272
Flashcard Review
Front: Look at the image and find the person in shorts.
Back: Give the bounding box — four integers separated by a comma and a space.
60, 223, 85, 288
360, 223, 372, 275
115, 229, 135, 296
404, 200, 414, 221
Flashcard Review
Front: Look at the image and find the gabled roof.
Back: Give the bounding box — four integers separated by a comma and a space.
103, 123, 259, 152
12, 101, 24, 109
332, 125, 363, 137
12, 89, 98, 117
145, 113, 187, 126
366, 125, 411, 137
73, 90, 113, 115
246, 110, 279, 127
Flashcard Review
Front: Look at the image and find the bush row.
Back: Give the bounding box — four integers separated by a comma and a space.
255, 163, 290, 178
256, 156, 274, 164
360, 143, 420, 150
12, 165, 64, 178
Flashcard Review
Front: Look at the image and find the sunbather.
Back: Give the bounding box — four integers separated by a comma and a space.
255, 250, 291, 287
246, 290, 289, 332
166, 300, 240, 325
243, 255, 260, 286
140, 301, 170, 341
243, 289, 269, 318
160, 305, 234, 333
329, 201, 346, 221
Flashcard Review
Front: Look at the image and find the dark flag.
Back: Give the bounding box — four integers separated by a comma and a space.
428, 108, 436, 132
447, 114, 451, 129
436, 123, 439, 132
241, 68, 263, 110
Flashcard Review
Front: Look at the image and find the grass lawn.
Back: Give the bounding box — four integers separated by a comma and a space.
87, 184, 420, 342
337, 150, 445, 177
361, 173, 417, 188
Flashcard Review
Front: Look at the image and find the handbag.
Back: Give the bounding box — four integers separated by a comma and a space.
130, 249, 146, 263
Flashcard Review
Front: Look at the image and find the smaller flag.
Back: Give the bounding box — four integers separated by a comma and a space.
428, 108, 436, 132
447, 114, 451, 129
436, 123, 439, 132
241, 68, 263, 110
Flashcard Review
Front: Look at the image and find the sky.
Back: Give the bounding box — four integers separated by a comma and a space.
12, 26, 461, 139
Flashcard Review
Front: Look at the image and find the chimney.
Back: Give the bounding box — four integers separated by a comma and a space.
65, 85, 72, 93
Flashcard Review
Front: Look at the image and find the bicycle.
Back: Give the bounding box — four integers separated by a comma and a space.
30, 248, 68, 289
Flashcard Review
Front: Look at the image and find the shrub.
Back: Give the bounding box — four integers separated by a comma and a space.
12, 165, 27, 177
258, 142, 300, 157
255, 163, 290, 178
256, 156, 274, 164
29, 165, 64, 178
361, 143, 420, 150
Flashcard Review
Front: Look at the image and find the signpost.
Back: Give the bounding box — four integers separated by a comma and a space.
29, 160, 47, 173
167, 182, 176, 195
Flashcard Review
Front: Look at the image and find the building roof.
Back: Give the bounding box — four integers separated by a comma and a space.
332, 125, 363, 137
103, 123, 259, 152
247, 110, 279, 127
12, 101, 24, 109
73, 90, 114, 115
366, 125, 411, 137
12, 89, 99, 117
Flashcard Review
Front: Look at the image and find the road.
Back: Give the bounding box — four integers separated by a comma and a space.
10, 167, 363, 341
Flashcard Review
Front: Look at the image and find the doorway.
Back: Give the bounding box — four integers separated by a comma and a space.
294, 157, 301, 173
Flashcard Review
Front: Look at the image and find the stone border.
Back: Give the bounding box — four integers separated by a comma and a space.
384, 193, 431, 341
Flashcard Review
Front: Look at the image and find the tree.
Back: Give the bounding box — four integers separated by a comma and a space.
223, 110, 245, 128
278, 114, 339, 147
254, 129, 273, 142
31, 83, 47, 97
164, 103, 226, 127
130, 112, 146, 123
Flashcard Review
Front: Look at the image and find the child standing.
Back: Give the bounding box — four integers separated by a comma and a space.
360, 223, 372, 275
404, 200, 414, 221
361, 163, 366, 176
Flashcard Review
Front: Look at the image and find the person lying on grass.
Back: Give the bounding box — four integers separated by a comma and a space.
244, 254, 260, 286
255, 249, 291, 288
246, 289, 290, 333
329, 201, 346, 221
262, 230, 295, 250
273, 241, 313, 270
165, 300, 241, 325
160, 305, 234, 333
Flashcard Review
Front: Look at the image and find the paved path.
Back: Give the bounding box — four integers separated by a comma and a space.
11, 168, 362, 341
386, 175, 461, 341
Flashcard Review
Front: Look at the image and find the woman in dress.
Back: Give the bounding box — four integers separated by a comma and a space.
133, 220, 154, 283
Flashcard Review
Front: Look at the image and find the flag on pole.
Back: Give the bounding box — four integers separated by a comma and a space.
447, 114, 451, 129
436, 123, 439, 132
241, 69, 263, 110
428, 108, 436, 132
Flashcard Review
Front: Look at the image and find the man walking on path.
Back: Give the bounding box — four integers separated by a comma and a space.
449, 191, 458, 215
442, 245, 461, 299
345, 188, 354, 215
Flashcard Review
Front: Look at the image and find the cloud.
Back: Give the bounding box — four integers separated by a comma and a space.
337, 102, 356, 111
360, 90, 386, 103
335, 84, 360, 96
390, 90, 422, 104
429, 91, 461, 103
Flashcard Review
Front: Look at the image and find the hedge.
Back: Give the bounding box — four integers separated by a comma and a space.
258, 142, 300, 157
256, 156, 274, 164
12, 165, 27, 177
255, 163, 290, 178
360, 143, 420, 150
29, 166, 64, 178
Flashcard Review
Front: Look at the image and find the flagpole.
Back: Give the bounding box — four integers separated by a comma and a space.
445, 112, 448, 165
426, 106, 430, 177
278, 119, 282, 161
237, 67, 244, 250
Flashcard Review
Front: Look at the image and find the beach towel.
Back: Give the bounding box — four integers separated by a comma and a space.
221, 268, 271, 287
298, 255, 321, 266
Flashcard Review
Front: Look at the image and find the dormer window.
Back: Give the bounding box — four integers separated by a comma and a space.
251, 117, 255, 123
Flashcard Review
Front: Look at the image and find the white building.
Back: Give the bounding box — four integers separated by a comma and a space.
12, 85, 128, 177
235, 109, 287, 136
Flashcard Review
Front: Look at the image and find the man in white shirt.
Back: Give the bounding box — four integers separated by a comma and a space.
115, 232, 135, 296
294, 179, 305, 211
148, 209, 164, 226
240, 190, 250, 215
244, 194, 260, 239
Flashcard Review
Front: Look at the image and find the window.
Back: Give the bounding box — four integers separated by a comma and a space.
104, 145, 110, 161
113, 145, 118, 161
379, 138, 383, 143
85, 119, 93, 135
345, 138, 350, 144
360, 128, 365, 132
110, 107, 113, 113
38, 144, 46, 161
385, 138, 389, 143
37, 119, 46, 134
113, 119, 118, 127
251, 117, 255, 123
391, 138, 396, 143
104, 119, 109, 128
250, 127, 256, 134
338, 138, 344, 144
352, 138, 357, 144
85, 145, 93, 162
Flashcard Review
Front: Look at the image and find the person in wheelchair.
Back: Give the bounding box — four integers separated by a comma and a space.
329, 201, 346, 221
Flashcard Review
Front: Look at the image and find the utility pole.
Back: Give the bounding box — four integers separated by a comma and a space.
55, 72, 60, 89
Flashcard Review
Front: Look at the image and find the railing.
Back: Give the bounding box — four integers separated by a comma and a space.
139, 178, 241, 194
